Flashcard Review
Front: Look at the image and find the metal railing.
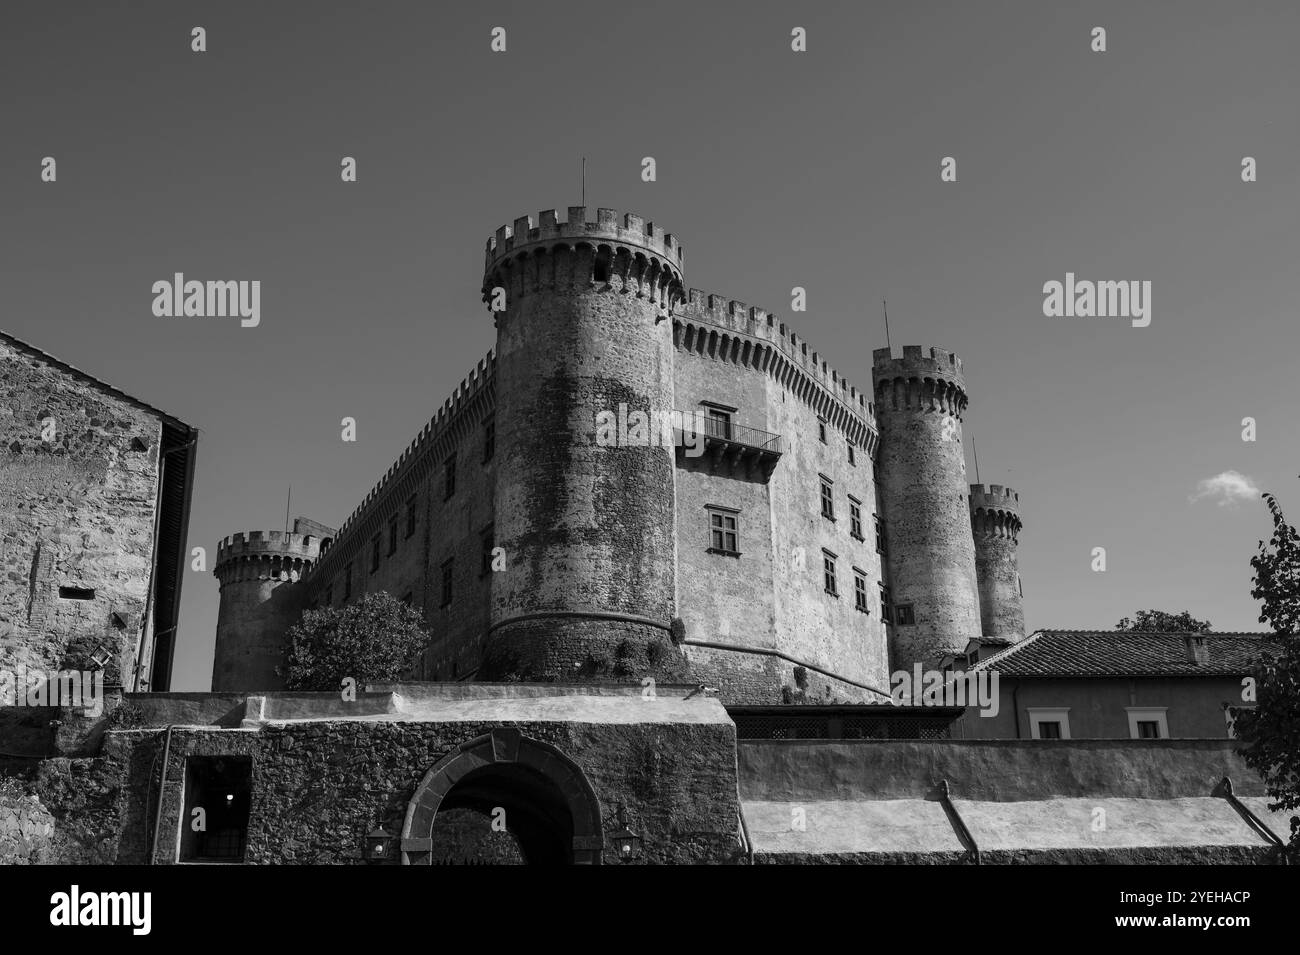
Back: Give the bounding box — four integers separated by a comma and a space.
678, 413, 783, 454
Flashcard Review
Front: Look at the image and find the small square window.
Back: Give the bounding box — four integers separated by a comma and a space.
1028, 708, 1071, 739
707, 508, 739, 555
1037, 721, 1062, 740
895, 603, 916, 626
1126, 707, 1169, 740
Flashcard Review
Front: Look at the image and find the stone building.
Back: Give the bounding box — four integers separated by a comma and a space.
0, 331, 197, 704
211, 207, 1028, 701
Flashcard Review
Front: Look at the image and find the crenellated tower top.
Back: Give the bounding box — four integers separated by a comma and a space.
872, 345, 969, 419
482, 206, 686, 313
969, 484, 1022, 541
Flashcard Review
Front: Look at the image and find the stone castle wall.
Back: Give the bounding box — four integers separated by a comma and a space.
0, 337, 169, 690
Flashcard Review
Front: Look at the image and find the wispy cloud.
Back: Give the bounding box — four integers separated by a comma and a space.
1189, 470, 1261, 508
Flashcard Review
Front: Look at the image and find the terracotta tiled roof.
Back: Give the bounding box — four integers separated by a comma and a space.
971, 630, 1286, 679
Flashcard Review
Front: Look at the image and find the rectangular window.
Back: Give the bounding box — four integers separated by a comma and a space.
405, 495, 417, 538
58, 586, 95, 600
849, 497, 863, 539
895, 603, 916, 626
483, 418, 496, 462
818, 419, 827, 443
879, 584, 890, 621
706, 407, 733, 440
853, 570, 869, 613
388, 517, 398, 556
343, 564, 352, 599
822, 550, 838, 596
820, 476, 834, 520
371, 535, 381, 573
848, 442, 856, 466
874, 514, 885, 554
1126, 707, 1169, 740
1028, 708, 1072, 739
444, 455, 456, 500
708, 508, 739, 555
481, 525, 495, 576
440, 559, 454, 607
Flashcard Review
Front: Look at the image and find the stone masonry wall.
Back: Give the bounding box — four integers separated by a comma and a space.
0, 337, 166, 691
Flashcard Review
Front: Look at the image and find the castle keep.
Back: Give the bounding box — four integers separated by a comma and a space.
212, 207, 1027, 701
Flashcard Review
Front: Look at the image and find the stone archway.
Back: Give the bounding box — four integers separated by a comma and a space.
400, 728, 603, 865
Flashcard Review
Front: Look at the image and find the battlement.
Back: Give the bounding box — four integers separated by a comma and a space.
216, 530, 324, 566
307, 349, 498, 579
871, 345, 969, 417
484, 206, 684, 277
969, 484, 1023, 541
872, 345, 965, 382
678, 288, 875, 422
969, 484, 1020, 512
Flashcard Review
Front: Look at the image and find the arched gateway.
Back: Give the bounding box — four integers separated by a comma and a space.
400, 728, 604, 865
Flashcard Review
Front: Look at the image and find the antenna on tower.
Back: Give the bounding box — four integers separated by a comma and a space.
284, 486, 291, 538
581, 157, 586, 207
882, 300, 891, 350
972, 436, 981, 485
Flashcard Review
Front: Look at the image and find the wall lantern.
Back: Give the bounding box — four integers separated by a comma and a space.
365, 827, 393, 864
611, 805, 642, 863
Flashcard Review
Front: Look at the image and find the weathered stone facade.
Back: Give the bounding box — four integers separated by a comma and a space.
0, 332, 196, 702
211, 208, 1025, 700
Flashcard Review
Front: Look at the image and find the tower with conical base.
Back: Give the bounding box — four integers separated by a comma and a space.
969, 484, 1025, 640
479, 207, 689, 682
872, 346, 983, 670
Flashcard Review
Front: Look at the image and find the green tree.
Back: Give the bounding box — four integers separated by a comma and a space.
1114, 609, 1212, 632
1232, 484, 1300, 860
280, 591, 429, 691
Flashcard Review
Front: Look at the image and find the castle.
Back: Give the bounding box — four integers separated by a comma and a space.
212, 206, 1027, 701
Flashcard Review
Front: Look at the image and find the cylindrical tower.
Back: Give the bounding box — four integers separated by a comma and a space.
212, 529, 322, 691
872, 346, 982, 670
479, 206, 688, 682
969, 484, 1025, 640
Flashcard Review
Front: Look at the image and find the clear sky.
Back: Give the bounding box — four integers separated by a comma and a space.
3, 1, 1296, 689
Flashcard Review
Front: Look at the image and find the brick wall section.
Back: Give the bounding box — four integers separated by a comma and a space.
0, 338, 167, 687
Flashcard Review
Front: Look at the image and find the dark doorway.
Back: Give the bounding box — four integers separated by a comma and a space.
179, 756, 252, 862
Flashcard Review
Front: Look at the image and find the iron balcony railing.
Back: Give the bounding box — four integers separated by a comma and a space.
678, 413, 783, 455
